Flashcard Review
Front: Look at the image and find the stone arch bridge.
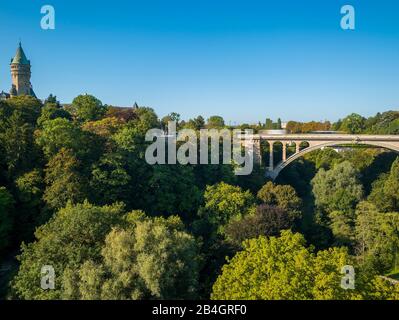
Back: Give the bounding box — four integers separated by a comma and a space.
246, 134, 399, 180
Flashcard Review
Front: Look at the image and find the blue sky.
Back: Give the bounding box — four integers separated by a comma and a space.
1, 0, 399, 123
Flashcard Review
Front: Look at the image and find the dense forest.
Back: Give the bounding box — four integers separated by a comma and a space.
0, 94, 399, 299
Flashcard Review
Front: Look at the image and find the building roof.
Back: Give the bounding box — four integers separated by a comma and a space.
0, 91, 10, 99
10, 42, 30, 65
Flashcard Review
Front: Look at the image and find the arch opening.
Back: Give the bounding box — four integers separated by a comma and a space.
267, 140, 399, 180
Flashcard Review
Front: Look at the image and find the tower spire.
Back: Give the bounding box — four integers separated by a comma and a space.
11, 42, 30, 65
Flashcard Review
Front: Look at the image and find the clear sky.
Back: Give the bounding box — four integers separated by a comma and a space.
1, 0, 399, 123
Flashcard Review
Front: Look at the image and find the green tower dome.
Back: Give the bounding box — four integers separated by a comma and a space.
10, 42, 30, 65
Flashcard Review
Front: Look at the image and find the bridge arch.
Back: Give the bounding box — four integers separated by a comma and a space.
267, 140, 399, 180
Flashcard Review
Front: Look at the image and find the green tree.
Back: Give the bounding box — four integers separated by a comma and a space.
35, 118, 84, 158
339, 113, 366, 134
37, 103, 72, 128
15, 170, 43, 210
183, 116, 206, 130
368, 158, 399, 212
0, 187, 14, 252
364, 276, 399, 300
355, 201, 399, 274
201, 182, 255, 232
359, 151, 397, 195
161, 112, 180, 130
145, 165, 201, 220
277, 118, 282, 129
311, 161, 363, 213
11, 202, 126, 300
90, 152, 131, 205
36, 117, 103, 163
62, 214, 200, 300
43, 148, 88, 210
0, 95, 42, 126
332, 119, 343, 131
206, 116, 225, 129
193, 164, 236, 189
304, 148, 342, 171
71, 94, 107, 122
112, 124, 148, 155
44, 94, 58, 105
0, 96, 42, 180
14, 169, 45, 241
257, 181, 302, 220
265, 118, 273, 130
365, 111, 399, 135
224, 205, 294, 248
134, 107, 160, 131
112, 108, 160, 156
0, 111, 40, 180
328, 210, 354, 246
191, 116, 205, 130
211, 230, 359, 300
236, 164, 266, 194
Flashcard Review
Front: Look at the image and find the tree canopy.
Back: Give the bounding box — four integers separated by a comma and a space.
1, 95, 398, 300
312, 161, 364, 213
211, 230, 361, 300
71, 94, 107, 122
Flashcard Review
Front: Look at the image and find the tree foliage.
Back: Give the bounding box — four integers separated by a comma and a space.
368, 158, 399, 212
312, 161, 364, 213
338, 113, 366, 134
1, 96, 399, 300
0, 187, 14, 252
11, 204, 200, 300
206, 116, 225, 129
224, 205, 294, 248
43, 148, 88, 210
63, 213, 200, 300
12, 202, 126, 299
355, 201, 399, 274
257, 181, 302, 220
201, 182, 255, 232
211, 230, 360, 300
71, 94, 107, 122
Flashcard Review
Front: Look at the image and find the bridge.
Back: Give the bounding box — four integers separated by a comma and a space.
246, 133, 399, 179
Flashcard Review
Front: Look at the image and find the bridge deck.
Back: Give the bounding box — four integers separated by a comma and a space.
252, 134, 399, 142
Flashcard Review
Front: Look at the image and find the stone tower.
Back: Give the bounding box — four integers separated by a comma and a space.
10, 42, 36, 97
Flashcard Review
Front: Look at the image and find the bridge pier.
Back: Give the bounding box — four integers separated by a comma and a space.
282, 143, 287, 162
268, 141, 274, 170
253, 139, 261, 165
